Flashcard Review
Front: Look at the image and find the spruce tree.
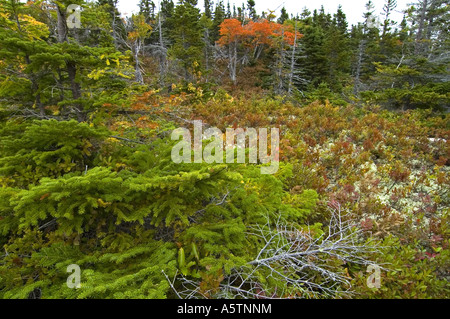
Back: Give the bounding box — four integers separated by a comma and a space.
204, 0, 213, 19
169, 0, 204, 81
324, 6, 351, 91
298, 9, 330, 88
0, 117, 322, 299
97, 0, 127, 48
139, 0, 156, 24
226, 1, 231, 18
278, 7, 289, 24
370, 0, 449, 110
160, 0, 175, 43
247, 0, 257, 21
212, 0, 226, 42
352, 1, 381, 95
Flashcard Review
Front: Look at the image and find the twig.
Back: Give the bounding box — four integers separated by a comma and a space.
162, 270, 183, 299
38, 219, 57, 231
110, 135, 146, 145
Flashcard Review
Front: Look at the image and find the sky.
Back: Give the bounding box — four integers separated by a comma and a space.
117, 0, 411, 26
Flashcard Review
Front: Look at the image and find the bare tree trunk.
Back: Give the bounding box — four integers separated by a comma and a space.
158, 13, 168, 87
288, 22, 298, 96
112, 6, 119, 49
134, 40, 144, 84
253, 45, 264, 60
56, 3, 85, 121
229, 41, 237, 84
56, 6, 67, 43
275, 29, 285, 95
67, 61, 85, 122
203, 27, 211, 82
424, 0, 438, 57
353, 40, 365, 96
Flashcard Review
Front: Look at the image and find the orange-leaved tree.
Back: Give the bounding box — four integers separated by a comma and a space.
218, 18, 303, 85
247, 19, 277, 59
217, 19, 246, 84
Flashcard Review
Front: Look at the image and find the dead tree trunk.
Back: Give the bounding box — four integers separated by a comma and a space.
353, 40, 365, 96
56, 3, 85, 121
288, 22, 298, 96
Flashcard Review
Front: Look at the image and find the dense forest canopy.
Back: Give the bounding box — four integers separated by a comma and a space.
0, 0, 448, 299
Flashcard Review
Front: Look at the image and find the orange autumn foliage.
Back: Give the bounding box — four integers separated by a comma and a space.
218, 19, 302, 48
217, 19, 245, 45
